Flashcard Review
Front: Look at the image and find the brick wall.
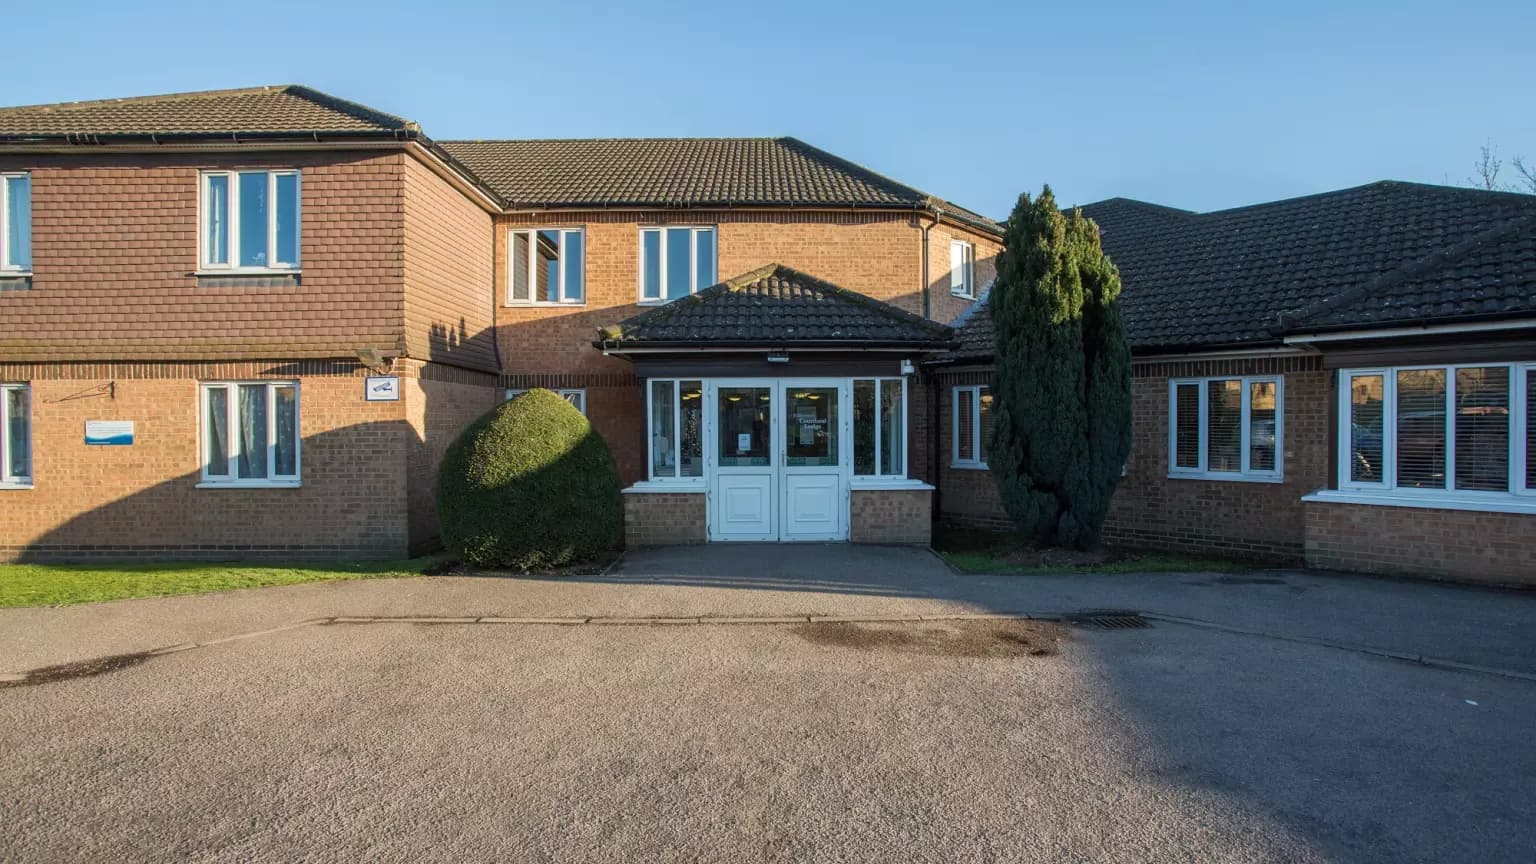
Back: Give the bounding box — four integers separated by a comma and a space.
850, 489, 933, 545
928, 223, 1002, 325
932, 368, 1008, 530
1304, 503, 1536, 587
0, 150, 407, 362
0, 361, 411, 560
402, 156, 497, 372
402, 363, 502, 554
623, 492, 706, 547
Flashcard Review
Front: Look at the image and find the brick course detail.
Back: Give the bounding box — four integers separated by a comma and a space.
623, 493, 706, 547
1304, 502, 1536, 587
850, 489, 933, 545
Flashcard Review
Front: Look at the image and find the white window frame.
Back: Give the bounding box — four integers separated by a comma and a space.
199, 170, 301, 273
0, 172, 31, 274
506, 228, 585, 306
198, 381, 301, 488
1, 383, 31, 487
645, 378, 704, 485
1330, 363, 1534, 511
950, 240, 975, 298
854, 377, 909, 480
638, 226, 717, 304
506, 388, 586, 414
952, 385, 988, 469
1167, 376, 1284, 482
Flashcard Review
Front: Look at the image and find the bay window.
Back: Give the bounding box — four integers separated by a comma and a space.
1, 173, 31, 272
648, 379, 703, 480
201, 170, 300, 271
1338, 364, 1534, 506
1, 383, 30, 486
508, 228, 584, 304
952, 385, 992, 468
639, 227, 716, 302
854, 378, 906, 478
1168, 377, 1283, 481
200, 382, 299, 486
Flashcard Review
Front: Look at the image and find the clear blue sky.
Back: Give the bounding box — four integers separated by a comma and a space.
5, 0, 1531, 219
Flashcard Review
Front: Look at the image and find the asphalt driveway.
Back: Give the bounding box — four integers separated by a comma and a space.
3, 546, 1536, 862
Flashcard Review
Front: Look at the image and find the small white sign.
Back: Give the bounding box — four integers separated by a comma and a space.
85, 420, 134, 446
365, 376, 401, 402
736, 433, 752, 453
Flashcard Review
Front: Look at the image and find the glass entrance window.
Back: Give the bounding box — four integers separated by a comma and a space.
718, 387, 772, 467
785, 387, 838, 467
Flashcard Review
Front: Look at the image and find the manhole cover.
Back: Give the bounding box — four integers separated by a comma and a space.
1064, 611, 1150, 630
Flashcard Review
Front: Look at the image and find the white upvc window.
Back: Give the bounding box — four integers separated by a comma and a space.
1168, 376, 1283, 482
199, 382, 300, 487
1335, 363, 1534, 509
506, 388, 586, 414
639, 227, 717, 303
0, 173, 32, 273
647, 379, 704, 481
1, 383, 31, 487
200, 170, 301, 272
854, 378, 908, 479
952, 385, 992, 469
507, 228, 584, 304
950, 240, 974, 298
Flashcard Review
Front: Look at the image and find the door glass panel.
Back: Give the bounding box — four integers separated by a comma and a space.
679, 381, 703, 477
786, 387, 838, 467
717, 387, 771, 467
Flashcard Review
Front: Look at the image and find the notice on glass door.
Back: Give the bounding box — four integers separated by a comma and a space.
737, 433, 752, 453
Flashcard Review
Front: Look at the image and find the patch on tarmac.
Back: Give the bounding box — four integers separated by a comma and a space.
0, 651, 153, 689
792, 620, 1062, 658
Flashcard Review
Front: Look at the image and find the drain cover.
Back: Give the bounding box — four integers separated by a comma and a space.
1065, 611, 1150, 630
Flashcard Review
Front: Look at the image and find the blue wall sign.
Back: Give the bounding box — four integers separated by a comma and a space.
366, 376, 401, 402
85, 420, 135, 446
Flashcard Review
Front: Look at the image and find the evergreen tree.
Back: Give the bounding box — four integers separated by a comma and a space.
987, 187, 1131, 549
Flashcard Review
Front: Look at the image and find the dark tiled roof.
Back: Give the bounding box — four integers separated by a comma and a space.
440, 137, 999, 232
1077, 181, 1536, 351
938, 282, 996, 363
0, 85, 415, 139
598, 264, 954, 349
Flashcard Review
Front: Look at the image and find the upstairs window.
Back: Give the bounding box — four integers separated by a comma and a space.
1340, 364, 1534, 503
952, 385, 993, 468
506, 388, 586, 414
639, 227, 716, 303
1169, 377, 1284, 481
201, 170, 300, 271
1, 383, 30, 486
0, 173, 30, 272
854, 378, 907, 479
200, 382, 300, 487
508, 228, 584, 304
950, 240, 974, 298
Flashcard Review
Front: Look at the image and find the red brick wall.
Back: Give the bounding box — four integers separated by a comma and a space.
1303, 502, 1536, 586
928, 222, 1001, 325
850, 489, 933, 545
402, 157, 497, 372
0, 361, 412, 560
0, 150, 407, 362
402, 363, 502, 553
623, 492, 706, 547
932, 368, 1008, 530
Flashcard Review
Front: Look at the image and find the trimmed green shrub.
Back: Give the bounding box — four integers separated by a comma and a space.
437, 389, 622, 569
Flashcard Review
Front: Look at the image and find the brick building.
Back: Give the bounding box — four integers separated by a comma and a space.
930, 184, 1536, 586
1, 84, 1529, 585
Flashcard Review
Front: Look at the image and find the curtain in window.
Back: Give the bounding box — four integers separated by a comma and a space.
650, 380, 676, 478
1349, 375, 1384, 483
6, 175, 31, 270
880, 381, 904, 475
1454, 367, 1509, 492
6, 387, 28, 479
206, 387, 230, 477
274, 385, 297, 477
1396, 369, 1446, 488
1174, 383, 1201, 469
1206, 380, 1242, 472
956, 390, 975, 462
237, 384, 268, 479
205, 175, 229, 266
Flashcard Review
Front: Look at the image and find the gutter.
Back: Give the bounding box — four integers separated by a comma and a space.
1282, 316, 1536, 345
593, 341, 956, 354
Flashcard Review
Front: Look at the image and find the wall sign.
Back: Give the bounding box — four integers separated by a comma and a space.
85, 420, 134, 446
365, 376, 401, 402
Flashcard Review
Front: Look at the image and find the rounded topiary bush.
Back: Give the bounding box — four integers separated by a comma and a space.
437, 389, 622, 569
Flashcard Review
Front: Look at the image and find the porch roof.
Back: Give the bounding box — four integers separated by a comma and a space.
595, 264, 955, 352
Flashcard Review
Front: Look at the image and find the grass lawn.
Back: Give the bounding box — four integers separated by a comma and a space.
934, 526, 1261, 575
0, 558, 440, 608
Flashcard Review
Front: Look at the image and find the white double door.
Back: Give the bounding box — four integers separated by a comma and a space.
707, 378, 850, 542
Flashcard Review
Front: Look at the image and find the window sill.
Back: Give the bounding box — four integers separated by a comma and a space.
505, 301, 586, 308
0, 481, 33, 490
1167, 471, 1284, 484
623, 481, 705, 494
951, 292, 976, 300
197, 481, 302, 490
196, 269, 301, 277
950, 462, 989, 471
850, 478, 934, 491
1302, 489, 1536, 516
